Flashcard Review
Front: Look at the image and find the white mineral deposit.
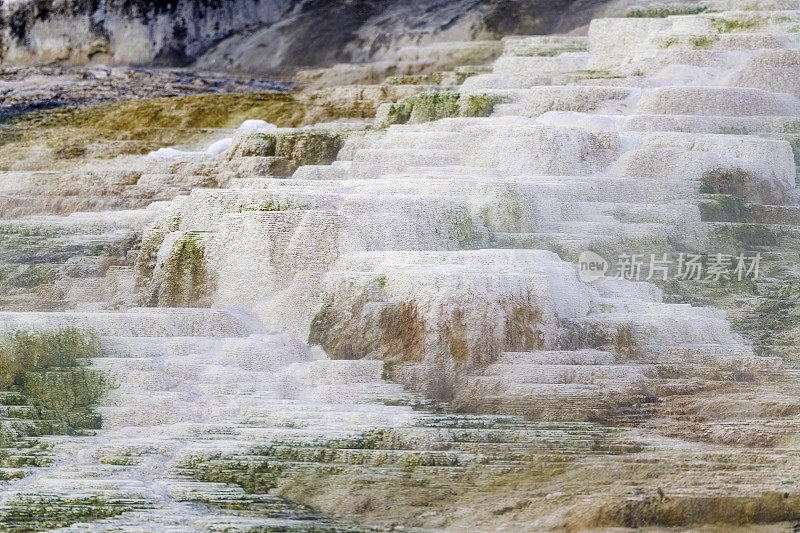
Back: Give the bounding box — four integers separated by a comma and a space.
2, 0, 800, 531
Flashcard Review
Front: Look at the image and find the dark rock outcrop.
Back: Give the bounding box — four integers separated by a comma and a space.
1, 0, 610, 73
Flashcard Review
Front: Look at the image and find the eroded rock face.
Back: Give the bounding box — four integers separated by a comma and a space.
1, 0, 613, 72
1, 0, 297, 66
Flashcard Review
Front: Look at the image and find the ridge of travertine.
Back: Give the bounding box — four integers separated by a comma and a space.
3, 2, 800, 530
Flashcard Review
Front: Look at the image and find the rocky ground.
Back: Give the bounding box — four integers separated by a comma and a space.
3, 0, 800, 531
0, 66, 286, 120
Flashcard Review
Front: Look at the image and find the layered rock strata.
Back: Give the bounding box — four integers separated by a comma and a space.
3, 0, 800, 530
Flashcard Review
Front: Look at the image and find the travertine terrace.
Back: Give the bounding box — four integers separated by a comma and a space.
3, 1, 800, 531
